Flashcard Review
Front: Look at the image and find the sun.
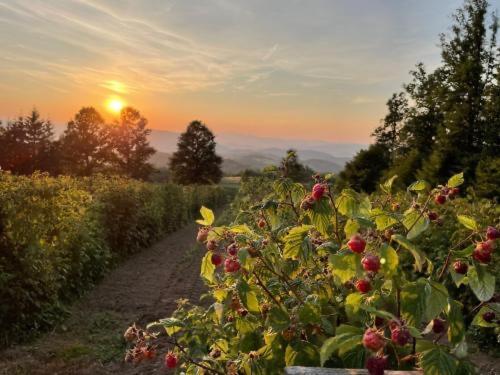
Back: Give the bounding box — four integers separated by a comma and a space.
107, 98, 124, 114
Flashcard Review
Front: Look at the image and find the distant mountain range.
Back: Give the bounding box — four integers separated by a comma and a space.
52, 124, 366, 174
147, 129, 365, 175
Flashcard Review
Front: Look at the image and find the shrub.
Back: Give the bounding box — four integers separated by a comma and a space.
127, 173, 498, 374
0, 172, 227, 345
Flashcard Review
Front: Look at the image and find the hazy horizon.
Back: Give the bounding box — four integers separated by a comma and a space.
2, 0, 496, 142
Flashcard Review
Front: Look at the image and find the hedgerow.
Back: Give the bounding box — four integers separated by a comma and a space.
0, 172, 228, 345
126, 173, 498, 374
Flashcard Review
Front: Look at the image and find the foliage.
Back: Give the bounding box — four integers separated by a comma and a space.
128, 172, 498, 374
169, 121, 223, 185
341, 0, 499, 197
0, 172, 227, 345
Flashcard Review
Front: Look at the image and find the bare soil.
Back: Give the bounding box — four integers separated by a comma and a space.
0, 223, 206, 375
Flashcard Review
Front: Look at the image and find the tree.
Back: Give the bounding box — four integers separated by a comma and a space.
279, 149, 315, 182
110, 107, 156, 180
337, 144, 390, 193
0, 109, 55, 174
169, 121, 222, 184
59, 107, 112, 176
419, 0, 498, 183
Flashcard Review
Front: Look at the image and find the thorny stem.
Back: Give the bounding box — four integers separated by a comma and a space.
326, 187, 342, 248
437, 232, 476, 282
260, 256, 305, 304
253, 270, 284, 309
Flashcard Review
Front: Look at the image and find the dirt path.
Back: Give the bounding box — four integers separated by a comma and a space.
0, 223, 206, 375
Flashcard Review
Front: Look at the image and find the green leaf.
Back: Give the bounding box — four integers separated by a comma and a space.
391, 234, 426, 272
345, 292, 364, 321
237, 279, 260, 313
335, 189, 359, 218
200, 252, 215, 283
320, 337, 337, 366
447, 300, 466, 345
371, 209, 398, 231
472, 304, 499, 328
408, 180, 429, 192
424, 280, 449, 320
401, 279, 427, 326
308, 198, 332, 237
340, 345, 366, 368
285, 342, 320, 367
298, 301, 321, 325
329, 252, 360, 283
196, 206, 214, 226
283, 225, 313, 259
319, 325, 363, 366
147, 317, 184, 335
468, 267, 495, 302
403, 210, 429, 239
267, 307, 290, 331
380, 243, 399, 277
420, 347, 458, 375
344, 219, 360, 238
457, 215, 478, 231
380, 175, 398, 194
448, 172, 464, 188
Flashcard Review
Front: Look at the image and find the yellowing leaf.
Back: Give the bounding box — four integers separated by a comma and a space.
196, 206, 215, 226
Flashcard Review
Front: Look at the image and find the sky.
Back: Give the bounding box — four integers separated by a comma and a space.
0, 0, 496, 142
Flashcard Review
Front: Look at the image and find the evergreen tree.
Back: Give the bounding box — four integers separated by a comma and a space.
59, 107, 112, 176
110, 107, 155, 180
0, 109, 55, 174
169, 121, 222, 185
279, 149, 315, 182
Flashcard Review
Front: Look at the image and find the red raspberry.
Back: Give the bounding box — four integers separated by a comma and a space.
211, 253, 223, 266
362, 254, 381, 273
391, 326, 411, 346
312, 183, 326, 200
348, 234, 366, 253
355, 279, 371, 294
164, 352, 178, 368
224, 258, 241, 273
486, 226, 499, 240
427, 211, 438, 221
362, 328, 385, 351
237, 308, 248, 317
366, 355, 388, 375
432, 318, 445, 334
473, 245, 492, 264
453, 261, 468, 275
478, 241, 493, 253
448, 187, 460, 198
257, 219, 266, 228
434, 194, 446, 205
482, 311, 495, 323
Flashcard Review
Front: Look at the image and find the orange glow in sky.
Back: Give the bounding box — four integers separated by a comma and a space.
106, 98, 125, 114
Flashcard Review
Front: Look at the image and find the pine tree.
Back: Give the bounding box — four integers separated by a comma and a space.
59, 107, 112, 176
169, 121, 222, 185
110, 107, 156, 180
0, 109, 54, 174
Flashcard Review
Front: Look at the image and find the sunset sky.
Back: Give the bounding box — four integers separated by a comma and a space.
0, 0, 490, 142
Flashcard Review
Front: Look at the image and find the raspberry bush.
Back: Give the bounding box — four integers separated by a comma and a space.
127, 173, 498, 374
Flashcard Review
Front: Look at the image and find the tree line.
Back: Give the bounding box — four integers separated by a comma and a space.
0, 107, 223, 184
339, 0, 499, 198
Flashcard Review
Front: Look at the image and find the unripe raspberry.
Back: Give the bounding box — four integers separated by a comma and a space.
355, 279, 371, 294
164, 352, 178, 368
366, 355, 388, 375
362, 328, 385, 351
197, 228, 209, 243
432, 318, 445, 334
453, 260, 468, 275
348, 234, 366, 253
391, 326, 411, 346
486, 226, 499, 240
434, 194, 446, 205
206, 240, 217, 251
362, 254, 381, 273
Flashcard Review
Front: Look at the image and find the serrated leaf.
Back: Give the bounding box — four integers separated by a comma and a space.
457, 215, 478, 231
308, 198, 332, 237
372, 210, 398, 231
447, 300, 465, 345
283, 225, 313, 259
420, 347, 458, 375
285, 342, 320, 367
196, 206, 214, 226
335, 189, 359, 218
391, 234, 426, 272
380, 175, 398, 194
200, 251, 215, 283
403, 210, 429, 239
380, 243, 399, 277
329, 252, 360, 283
237, 279, 260, 313
424, 280, 449, 320
408, 180, 429, 192
344, 219, 360, 238
472, 304, 499, 328
345, 292, 364, 321
448, 172, 464, 188
319, 325, 363, 366
401, 279, 427, 326
468, 267, 495, 302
